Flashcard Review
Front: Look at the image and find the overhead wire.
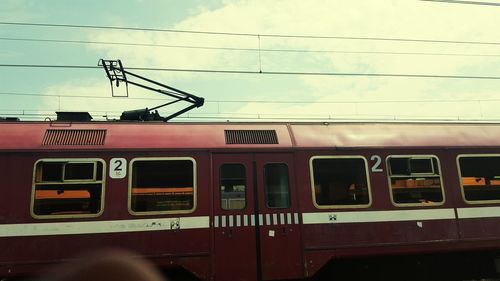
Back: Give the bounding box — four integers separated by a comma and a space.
2, 91, 500, 104
421, 0, 500, 6
2, 22, 500, 81
3, 20, 500, 124
2, 36, 500, 58
2, 63, 500, 79
2, 111, 500, 122
2, 21, 500, 45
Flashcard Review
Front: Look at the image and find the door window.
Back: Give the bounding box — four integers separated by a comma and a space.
220, 164, 247, 210
264, 163, 290, 208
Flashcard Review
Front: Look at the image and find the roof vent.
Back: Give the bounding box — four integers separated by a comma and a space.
0, 117, 20, 121
43, 129, 106, 146
56, 112, 93, 122
225, 130, 278, 144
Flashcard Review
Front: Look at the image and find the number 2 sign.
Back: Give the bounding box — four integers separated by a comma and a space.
109, 158, 127, 179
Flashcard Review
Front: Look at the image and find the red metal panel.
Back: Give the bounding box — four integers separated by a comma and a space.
211, 153, 304, 281
0, 151, 211, 280
0, 123, 292, 150
290, 123, 500, 148
446, 148, 500, 244
254, 153, 303, 280
5, 121, 500, 279
4, 121, 500, 150
295, 149, 460, 276
212, 154, 257, 281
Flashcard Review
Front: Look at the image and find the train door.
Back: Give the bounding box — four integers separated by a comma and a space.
212, 153, 303, 281
254, 153, 303, 280
213, 154, 257, 281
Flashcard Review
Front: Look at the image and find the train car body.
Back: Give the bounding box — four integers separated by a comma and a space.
1, 120, 500, 280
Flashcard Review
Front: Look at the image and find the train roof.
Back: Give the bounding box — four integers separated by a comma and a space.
1, 121, 500, 150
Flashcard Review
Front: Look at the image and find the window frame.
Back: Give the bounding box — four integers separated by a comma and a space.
128, 157, 197, 216
456, 154, 500, 205
264, 162, 291, 209
386, 154, 445, 207
309, 155, 372, 209
31, 158, 106, 219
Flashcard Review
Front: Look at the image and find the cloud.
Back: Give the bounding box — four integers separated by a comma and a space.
0, 0, 38, 21
33, 0, 500, 121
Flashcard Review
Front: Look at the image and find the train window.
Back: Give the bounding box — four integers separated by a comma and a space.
39, 162, 64, 182
130, 158, 196, 214
387, 155, 444, 206
264, 163, 290, 208
310, 156, 371, 208
458, 155, 500, 203
220, 164, 246, 210
32, 159, 105, 218
64, 163, 96, 181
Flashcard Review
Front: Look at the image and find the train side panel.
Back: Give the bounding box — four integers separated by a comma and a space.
448, 149, 500, 246
0, 150, 211, 280
296, 149, 460, 277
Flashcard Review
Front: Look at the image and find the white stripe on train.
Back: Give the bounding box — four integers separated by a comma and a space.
456, 206, 500, 219
301, 209, 456, 224
0, 216, 209, 237
0, 207, 497, 237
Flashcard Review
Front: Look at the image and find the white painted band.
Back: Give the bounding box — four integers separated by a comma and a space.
7, 207, 500, 237
302, 209, 456, 224
457, 206, 500, 219
0, 216, 209, 238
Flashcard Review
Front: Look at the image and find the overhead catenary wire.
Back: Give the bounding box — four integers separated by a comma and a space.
2, 36, 500, 58
421, 0, 500, 6
3, 110, 500, 123
1, 93, 497, 123
1, 63, 500, 80
2, 21, 500, 46
2, 91, 500, 104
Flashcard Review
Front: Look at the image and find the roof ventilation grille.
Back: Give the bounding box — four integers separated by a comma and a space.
225, 130, 278, 144
43, 129, 106, 146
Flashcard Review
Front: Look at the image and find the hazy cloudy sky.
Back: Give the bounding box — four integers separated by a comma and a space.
2, 0, 500, 121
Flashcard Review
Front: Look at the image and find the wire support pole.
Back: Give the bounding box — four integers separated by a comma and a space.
258, 35, 262, 73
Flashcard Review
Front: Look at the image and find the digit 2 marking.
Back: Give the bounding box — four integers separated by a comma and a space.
109, 158, 126, 179
371, 155, 383, 172
114, 159, 123, 171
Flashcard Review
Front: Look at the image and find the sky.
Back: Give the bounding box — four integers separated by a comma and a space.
2, 0, 500, 122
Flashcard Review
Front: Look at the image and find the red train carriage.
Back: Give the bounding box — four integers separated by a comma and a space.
1, 119, 500, 280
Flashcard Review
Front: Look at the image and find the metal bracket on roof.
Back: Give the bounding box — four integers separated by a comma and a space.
98, 59, 205, 122
100, 59, 129, 97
